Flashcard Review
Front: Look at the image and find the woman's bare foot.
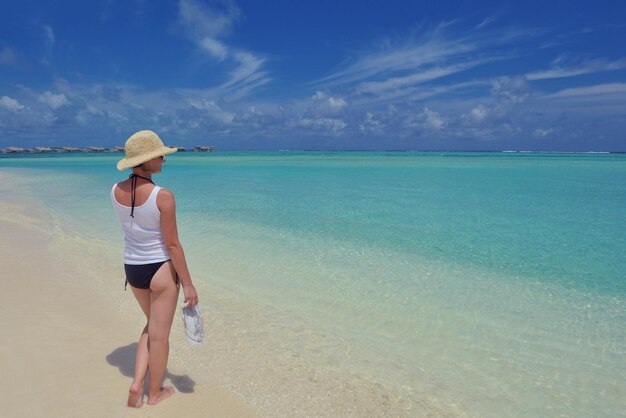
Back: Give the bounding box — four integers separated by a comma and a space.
147, 386, 175, 406
127, 381, 145, 408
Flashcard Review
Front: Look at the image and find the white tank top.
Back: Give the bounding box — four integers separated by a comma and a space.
111, 183, 170, 265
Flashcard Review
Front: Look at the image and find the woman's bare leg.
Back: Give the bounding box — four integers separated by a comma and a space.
128, 287, 151, 407
146, 261, 179, 405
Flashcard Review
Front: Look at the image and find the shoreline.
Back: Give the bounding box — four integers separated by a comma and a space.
0, 169, 426, 417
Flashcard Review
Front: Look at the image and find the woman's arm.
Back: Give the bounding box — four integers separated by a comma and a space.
158, 188, 198, 307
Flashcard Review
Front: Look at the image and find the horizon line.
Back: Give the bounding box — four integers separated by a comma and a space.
1, 147, 624, 154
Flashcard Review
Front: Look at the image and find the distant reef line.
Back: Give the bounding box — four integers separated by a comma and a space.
1, 145, 216, 154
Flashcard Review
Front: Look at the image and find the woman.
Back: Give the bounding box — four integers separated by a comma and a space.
111, 130, 198, 407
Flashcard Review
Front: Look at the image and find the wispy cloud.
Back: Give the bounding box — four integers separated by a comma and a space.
545, 83, 626, 98
312, 24, 532, 109
218, 51, 269, 98
355, 63, 481, 95
178, 0, 240, 38
199, 37, 228, 61
475, 14, 500, 30
316, 36, 479, 88
43, 25, 55, 45
176, 0, 269, 99
527, 58, 626, 80
353, 80, 488, 108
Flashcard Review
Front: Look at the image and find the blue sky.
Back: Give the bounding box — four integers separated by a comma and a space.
1, 0, 625, 150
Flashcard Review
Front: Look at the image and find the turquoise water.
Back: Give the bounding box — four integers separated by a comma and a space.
2, 151, 625, 416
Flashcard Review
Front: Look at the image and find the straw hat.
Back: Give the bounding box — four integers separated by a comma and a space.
117, 130, 177, 171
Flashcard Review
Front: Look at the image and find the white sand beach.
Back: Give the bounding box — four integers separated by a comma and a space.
0, 176, 257, 417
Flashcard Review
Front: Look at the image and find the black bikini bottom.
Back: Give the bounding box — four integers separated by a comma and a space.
124, 260, 171, 290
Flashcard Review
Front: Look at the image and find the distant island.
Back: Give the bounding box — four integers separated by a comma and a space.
0, 146, 216, 154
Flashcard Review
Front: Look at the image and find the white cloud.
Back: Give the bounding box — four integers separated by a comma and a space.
222, 51, 265, 88
75, 105, 100, 125
467, 105, 488, 122
313, 23, 527, 96
328, 96, 347, 110
43, 25, 55, 45
199, 37, 228, 61
491, 76, 530, 103
355, 62, 487, 96
532, 128, 554, 137
38, 92, 68, 109
527, 58, 626, 80
312, 91, 327, 101
177, 0, 269, 100
423, 106, 445, 130
527, 68, 589, 80
359, 111, 385, 134
284, 91, 350, 133
546, 83, 626, 98
188, 98, 234, 124
177, 0, 240, 38
316, 37, 479, 88
309, 91, 347, 116
299, 117, 346, 133
0, 96, 24, 112
288, 22, 611, 145
308, 24, 541, 115
475, 15, 499, 30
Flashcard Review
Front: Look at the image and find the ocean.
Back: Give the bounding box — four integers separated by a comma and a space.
2, 151, 625, 417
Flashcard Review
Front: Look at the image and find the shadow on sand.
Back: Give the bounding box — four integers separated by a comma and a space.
106, 342, 196, 394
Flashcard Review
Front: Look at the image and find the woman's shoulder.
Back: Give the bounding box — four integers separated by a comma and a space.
156, 187, 176, 209
114, 179, 131, 190
156, 186, 174, 197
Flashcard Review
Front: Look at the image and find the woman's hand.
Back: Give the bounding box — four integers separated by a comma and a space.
182, 283, 199, 307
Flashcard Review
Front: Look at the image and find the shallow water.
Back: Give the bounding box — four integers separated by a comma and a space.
2, 151, 625, 417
